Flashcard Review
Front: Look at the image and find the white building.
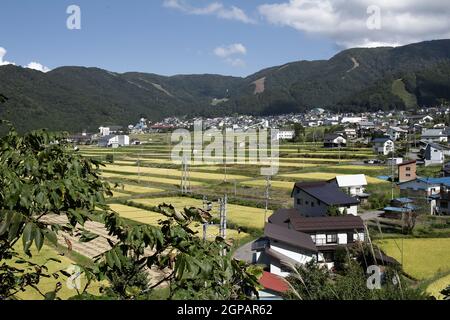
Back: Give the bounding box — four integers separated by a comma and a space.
324, 134, 347, 148
341, 117, 364, 124
423, 143, 444, 166
372, 137, 394, 155
99, 126, 111, 137
328, 174, 368, 198
387, 127, 408, 141
255, 211, 366, 276
98, 135, 130, 148
276, 129, 295, 140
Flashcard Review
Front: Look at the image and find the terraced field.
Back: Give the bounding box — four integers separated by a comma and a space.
100, 171, 204, 187
130, 197, 267, 229
109, 203, 249, 241
376, 238, 450, 280
103, 165, 251, 181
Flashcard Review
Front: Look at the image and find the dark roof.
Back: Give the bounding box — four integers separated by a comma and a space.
324, 133, 344, 140
289, 215, 364, 232
372, 137, 392, 143
292, 182, 360, 206
398, 160, 416, 167
264, 223, 317, 252
268, 208, 297, 226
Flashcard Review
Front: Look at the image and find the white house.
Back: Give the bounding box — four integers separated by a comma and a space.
292, 182, 360, 216
255, 210, 366, 276
328, 174, 368, 198
324, 134, 347, 148
98, 135, 130, 148
387, 126, 408, 141
422, 143, 445, 166
276, 129, 295, 140
99, 126, 111, 137
341, 117, 364, 124
344, 128, 358, 140
372, 137, 394, 155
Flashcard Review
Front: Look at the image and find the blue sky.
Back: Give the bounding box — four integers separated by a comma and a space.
1, 0, 449, 77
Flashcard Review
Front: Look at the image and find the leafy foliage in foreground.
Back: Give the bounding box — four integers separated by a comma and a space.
284, 246, 431, 300
0, 124, 262, 300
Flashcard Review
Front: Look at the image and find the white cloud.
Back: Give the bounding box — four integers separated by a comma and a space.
258, 0, 450, 48
0, 46, 50, 72
163, 0, 255, 24
26, 62, 51, 73
214, 43, 247, 58
0, 47, 16, 66
214, 43, 247, 67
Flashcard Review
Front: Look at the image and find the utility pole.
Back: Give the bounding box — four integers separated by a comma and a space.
264, 176, 271, 224
181, 156, 190, 194
219, 195, 227, 239
391, 142, 395, 200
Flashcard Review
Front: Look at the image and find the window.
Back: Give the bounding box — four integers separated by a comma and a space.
406, 174, 411, 177
347, 233, 354, 243
317, 200, 321, 206
406, 167, 411, 171
297, 198, 301, 205
305, 200, 309, 205
326, 234, 337, 244
311, 202, 315, 207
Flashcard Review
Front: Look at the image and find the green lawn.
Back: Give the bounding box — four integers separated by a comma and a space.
375, 238, 450, 280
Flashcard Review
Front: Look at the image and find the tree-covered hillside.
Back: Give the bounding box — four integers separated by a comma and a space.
1, 39, 450, 132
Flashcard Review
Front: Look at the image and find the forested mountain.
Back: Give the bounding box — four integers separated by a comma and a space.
1, 39, 450, 132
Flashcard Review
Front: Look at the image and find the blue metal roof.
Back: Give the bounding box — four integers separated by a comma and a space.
383, 207, 412, 213
393, 198, 414, 204
417, 177, 450, 185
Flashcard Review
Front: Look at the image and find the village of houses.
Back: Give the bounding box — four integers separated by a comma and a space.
71, 106, 450, 299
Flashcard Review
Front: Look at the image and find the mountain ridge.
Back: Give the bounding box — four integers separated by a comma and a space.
1, 39, 450, 132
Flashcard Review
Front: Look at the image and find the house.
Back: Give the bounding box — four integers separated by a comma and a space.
383, 198, 417, 219
387, 126, 408, 141
372, 137, 394, 155
292, 182, 360, 216
328, 174, 369, 203
406, 115, 434, 125
98, 135, 130, 148
254, 210, 365, 276
398, 177, 450, 196
386, 158, 403, 166
398, 160, 417, 183
341, 117, 364, 124
323, 134, 347, 148
421, 128, 448, 143
343, 128, 357, 140
276, 129, 295, 140
421, 143, 445, 166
